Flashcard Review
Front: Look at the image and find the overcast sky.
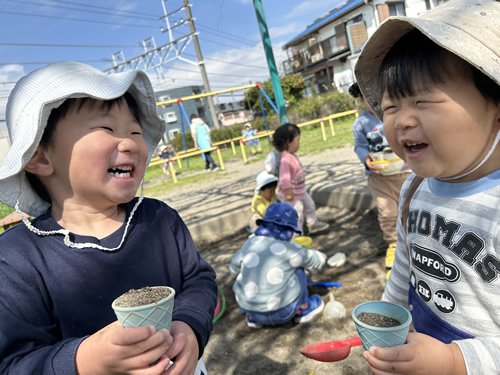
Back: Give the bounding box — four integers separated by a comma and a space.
0, 0, 343, 125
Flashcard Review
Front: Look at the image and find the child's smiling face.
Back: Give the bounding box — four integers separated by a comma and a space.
41, 98, 149, 209
381, 71, 500, 182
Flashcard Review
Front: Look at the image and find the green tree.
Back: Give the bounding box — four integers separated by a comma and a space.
244, 73, 304, 114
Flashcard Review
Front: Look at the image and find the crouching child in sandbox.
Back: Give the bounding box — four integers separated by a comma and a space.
230, 202, 326, 328
0, 61, 217, 374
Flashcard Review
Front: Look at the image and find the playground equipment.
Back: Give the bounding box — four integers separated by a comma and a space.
238, 109, 359, 163
148, 146, 225, 183
156, 83, 281, 167
146, 108, 360, 176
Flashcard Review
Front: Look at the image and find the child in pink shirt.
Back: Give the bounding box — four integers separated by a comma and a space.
272, 123, 329, 234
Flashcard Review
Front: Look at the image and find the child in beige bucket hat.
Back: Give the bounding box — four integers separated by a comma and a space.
0, 61, 217, 374
355, 1, 500, 374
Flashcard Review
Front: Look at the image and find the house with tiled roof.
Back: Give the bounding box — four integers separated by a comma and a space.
282, 0, 448, 95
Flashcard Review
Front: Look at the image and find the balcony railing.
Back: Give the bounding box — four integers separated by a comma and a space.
283, 35, 348, 74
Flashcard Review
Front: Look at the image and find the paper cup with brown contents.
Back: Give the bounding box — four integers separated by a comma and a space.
112, 286, 175, 331
352, 301, 411, 350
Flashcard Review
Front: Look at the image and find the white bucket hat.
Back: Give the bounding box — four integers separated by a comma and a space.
0, 61, 165, 217
255, 170, 278, 194
355, 0, 499, 120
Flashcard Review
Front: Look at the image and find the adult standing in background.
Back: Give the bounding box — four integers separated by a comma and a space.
190, 114, 219, 172
349, 83, 411, 279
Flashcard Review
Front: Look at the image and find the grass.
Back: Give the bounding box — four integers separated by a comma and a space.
143, 116, 355, 196
298, 115, 356, 155
0, 203, 15, 234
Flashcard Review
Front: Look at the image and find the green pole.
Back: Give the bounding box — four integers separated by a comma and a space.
253, 0, 288, 124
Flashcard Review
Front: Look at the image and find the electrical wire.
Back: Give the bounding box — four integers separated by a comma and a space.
6, 0, 157, 21
0, 43, 136, 48
0, 10, 156, 29
16, 0, 160, 18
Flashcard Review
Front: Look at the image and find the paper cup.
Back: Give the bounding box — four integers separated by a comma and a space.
352, 301, 412, 350
370, 152, 385, 161
112, 286, 175, 331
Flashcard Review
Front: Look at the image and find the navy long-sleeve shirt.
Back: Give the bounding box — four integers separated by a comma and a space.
0, 197, 218, 374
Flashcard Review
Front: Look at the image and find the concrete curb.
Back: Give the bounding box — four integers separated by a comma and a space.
185, 183, 374, 244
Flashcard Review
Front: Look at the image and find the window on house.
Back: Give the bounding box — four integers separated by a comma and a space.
425, 0, 448, 10
163, 112, 177, 123
158, 95, 171, 102
168, 129, 179, 139
388, 2, 406, 16
335, 24, 348, 50
347, 21, 368, 53
351, 15, 362, 23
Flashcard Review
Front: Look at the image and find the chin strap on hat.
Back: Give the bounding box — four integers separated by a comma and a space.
440, 130, 500, 181
15, 171, 144, 251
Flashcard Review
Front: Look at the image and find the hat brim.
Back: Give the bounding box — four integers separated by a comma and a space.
0, 61, 165, 216
255, 218, 302, 233
355, 1, 500, 120
254, 175, 278, 194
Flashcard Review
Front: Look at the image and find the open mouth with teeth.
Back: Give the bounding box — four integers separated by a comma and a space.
405, 142, 428, 153
108, 165, 133, 178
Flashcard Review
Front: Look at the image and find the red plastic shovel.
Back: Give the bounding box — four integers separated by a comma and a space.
299, 336, 363, 362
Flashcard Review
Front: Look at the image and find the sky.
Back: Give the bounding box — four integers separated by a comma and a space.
0, 0, 343, 125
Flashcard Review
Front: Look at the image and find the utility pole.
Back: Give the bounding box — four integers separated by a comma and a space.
183, 0, 220, 129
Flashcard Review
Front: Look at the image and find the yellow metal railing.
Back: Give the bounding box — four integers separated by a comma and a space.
148, 146, 225, 182
149, 109, 359, 172
239, 131, 273, 164
239, 109, 358, 163
296, 109, 359, 141
212, 136, 245, 155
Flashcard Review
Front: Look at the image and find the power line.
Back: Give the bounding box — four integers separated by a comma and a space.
197, 25, 254, 47
8, 0, 278, 52
0, 42, 137, 48
182, 53, 267, 70
0, 10, 156, 29
7, 0, 157, 21
0, 59, 111, 66
164, 64, 266, 78
43, 0, 160, 18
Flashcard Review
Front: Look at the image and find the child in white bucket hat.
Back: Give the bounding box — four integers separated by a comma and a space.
249, 170, 279, 232
355, 1, 500, 374
0, 61, 217, 374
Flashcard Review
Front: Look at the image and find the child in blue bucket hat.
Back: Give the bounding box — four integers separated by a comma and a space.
230, 202, 326, 328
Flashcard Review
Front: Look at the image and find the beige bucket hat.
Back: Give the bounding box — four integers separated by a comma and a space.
355, 0, 499, 120
0, 61, 165, 217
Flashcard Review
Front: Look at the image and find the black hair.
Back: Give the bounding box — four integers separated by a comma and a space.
190, 113, 198, 121
271, 123, 300, 152
348, 82, 361, 98
379, 29, 499, 104
260, 180, 277, 191
28, 91, 143, 203
40, 91, 142, 148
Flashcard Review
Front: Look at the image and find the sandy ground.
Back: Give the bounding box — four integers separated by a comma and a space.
154, 145, 388, 374
197, 206, 387, 375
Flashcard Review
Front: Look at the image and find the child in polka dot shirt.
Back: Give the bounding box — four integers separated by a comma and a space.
229, 203, 326, 328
